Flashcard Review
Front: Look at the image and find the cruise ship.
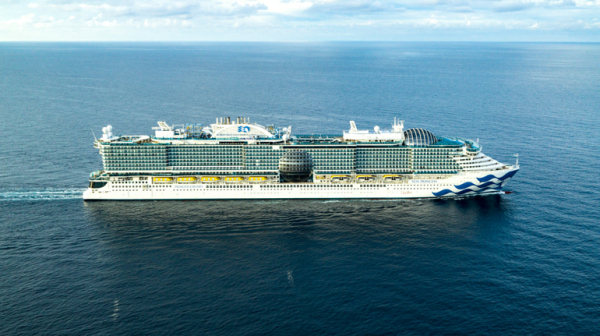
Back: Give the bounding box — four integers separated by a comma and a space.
83, 117, 519, 201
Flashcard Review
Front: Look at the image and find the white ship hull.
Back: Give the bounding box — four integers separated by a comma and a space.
83, 167, 518, 201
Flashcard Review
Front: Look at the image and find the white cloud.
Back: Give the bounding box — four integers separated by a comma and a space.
0, 0, 599, 40
48, 3, 130, 14
0, 13, 35, 28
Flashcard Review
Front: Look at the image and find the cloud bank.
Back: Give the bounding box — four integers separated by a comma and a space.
1, 0, 599, 41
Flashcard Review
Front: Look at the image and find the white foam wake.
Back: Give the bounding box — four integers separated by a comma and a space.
0, 188, 85, 201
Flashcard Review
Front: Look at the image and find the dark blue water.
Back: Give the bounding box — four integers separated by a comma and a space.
1, 42, 599, 335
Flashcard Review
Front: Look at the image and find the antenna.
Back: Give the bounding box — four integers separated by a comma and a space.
91, 129, 97, 141
514, 153, 519, 167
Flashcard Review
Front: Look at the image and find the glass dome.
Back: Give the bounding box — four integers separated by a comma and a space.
403, 128, 438, 146
279, 150, 313, 182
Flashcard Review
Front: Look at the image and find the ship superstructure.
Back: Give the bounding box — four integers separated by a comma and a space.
84, 117, 519, 200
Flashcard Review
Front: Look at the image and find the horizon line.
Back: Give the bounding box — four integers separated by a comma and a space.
1, 40, 599, 43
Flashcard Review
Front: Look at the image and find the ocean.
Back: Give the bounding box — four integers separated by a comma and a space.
1, 42, 599, 335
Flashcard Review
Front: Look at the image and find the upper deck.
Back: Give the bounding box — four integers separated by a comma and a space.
91, 117, 500, 177
96, 117, 475, 150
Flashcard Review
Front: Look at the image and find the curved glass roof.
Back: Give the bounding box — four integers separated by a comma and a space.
404, 128, 438, 146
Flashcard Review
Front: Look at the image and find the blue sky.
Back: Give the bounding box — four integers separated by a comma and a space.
1, 0, 599, 41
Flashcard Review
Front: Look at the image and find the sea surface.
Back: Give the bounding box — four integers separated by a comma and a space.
1, 42, 599, 335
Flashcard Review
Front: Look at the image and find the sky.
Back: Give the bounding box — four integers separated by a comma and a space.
1, 0, 599, 41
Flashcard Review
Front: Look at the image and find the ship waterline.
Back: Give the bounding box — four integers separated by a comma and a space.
83, 118, 519, 200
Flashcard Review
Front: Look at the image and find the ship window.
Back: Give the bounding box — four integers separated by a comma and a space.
90, 181, 108, 189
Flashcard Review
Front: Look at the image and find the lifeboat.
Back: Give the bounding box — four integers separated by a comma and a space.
383, 174, 402, 182
200, 176, 221, 182
177, 176, 197, 183
153, 177, 173, 183
225, 176, 244, 182
331, 175, 351, 183
248, 176, 268, 182
356, 175, 376, 182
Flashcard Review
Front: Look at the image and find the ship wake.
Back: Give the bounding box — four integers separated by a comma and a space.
0, 188, 85, 201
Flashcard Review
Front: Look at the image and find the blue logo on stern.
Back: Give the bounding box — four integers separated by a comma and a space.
237, 126, 250, 133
